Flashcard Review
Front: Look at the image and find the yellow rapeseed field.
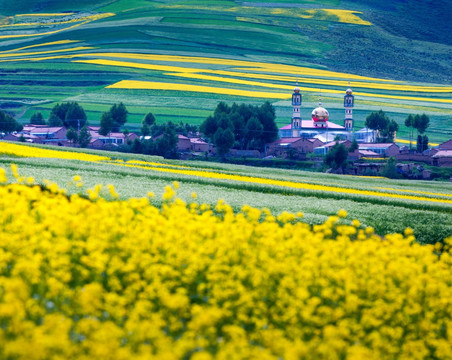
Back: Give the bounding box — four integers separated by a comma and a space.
106, 80, 290, 99
0, 142, 109, 162
112, 161, 452, 204
321, 9, 372, 26
0, 168, 451, 359
1, 142, 450, 204
0, 40, 80, 53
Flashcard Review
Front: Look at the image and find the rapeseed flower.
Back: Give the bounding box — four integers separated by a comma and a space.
0, 168, 450, 359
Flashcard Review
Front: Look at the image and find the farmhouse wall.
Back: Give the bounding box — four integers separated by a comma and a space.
395, 153, 432, 164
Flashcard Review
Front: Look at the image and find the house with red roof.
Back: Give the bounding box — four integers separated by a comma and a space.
189, 137, 210, 152
177, 135, 191, 151
267, 137, 323, 157
86, 126, 138, 149
358, 143, 399, 157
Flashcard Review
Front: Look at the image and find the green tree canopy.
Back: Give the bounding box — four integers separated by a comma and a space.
50, 102, 86, 129
365, 110, 398, 143
30, 112, 45, 125
404, 114, 415, 149
99, 112, 114, 136
200, 101, 278, 151
245, 116, 263, 149
109, 102, 128, 131
381, 157, 400, 179
48, 113, 63, 127
414, 114, 430, 134
0, 109, 21, 133
200, 115, 218, 138
153, 124, 178, 158
66, 127, 78, 144
141, 123, 151, 137
143, 112, 156, 126
365, 110, 389, 132
417, 134, 429, 152
325, 143, 348, 170
78, 126, 91, 148
214, 128, 235, 157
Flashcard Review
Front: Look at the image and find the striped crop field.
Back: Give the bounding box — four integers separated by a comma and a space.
1, 141, 451, 245
0, 0, 451, 143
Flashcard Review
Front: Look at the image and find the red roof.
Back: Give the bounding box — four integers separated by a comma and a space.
433, 150, 452, 158
359, 150, 380, 156
29, 127, 64, 134
190, 138, 207, 145
359, 143, 397, 148
280, 120, 345, 130
324, 140, 350, 147
271, 137, 306, 145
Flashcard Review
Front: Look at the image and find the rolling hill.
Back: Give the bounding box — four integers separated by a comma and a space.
0, 0, 451, 143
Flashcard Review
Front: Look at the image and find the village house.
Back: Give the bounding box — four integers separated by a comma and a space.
189, 137, 209, 152
430, 140, 452, 167
4, 125, 69, 146
86, 126, 138, 149
267, 137, 323, 157
176, 135, 191, 152
358, 143, 399, 157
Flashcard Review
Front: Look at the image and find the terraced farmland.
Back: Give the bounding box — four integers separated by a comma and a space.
0, 0, 451, 143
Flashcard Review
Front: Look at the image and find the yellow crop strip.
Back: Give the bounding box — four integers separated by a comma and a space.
0, 47, 94, 59
110, 162, 452, 205
105, 78, 450, 104
158, 4, 372, 26
106, 80, 290, 99
322, 9, 372, 26
396, 139, 439, 146
72, 59, 202, 73
0, 40, 79, 53
0, 142, 109, 162
374, 187, 452, 198
69, 52, 384, 81
1, 142, 451, 204
72, 58, 452, 100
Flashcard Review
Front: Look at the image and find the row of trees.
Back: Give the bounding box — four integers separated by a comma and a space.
0, 109, 23, 133
364, 110, 399, 143
118, 122, 185, 159
27, 102, 130, 133
405, 114, 430, 152
364, 110, 430, 151
200, 101, 278, 156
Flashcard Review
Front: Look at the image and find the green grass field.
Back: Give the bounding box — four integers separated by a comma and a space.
0, 0, 450, 144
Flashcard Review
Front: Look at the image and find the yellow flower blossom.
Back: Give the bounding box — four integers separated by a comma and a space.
0, 173, 450, 359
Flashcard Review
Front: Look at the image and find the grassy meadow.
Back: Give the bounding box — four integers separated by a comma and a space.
0, 0, 451, 143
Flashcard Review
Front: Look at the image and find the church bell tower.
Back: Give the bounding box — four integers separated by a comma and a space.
344, 87, 354, 131
291, 83, 302, 137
